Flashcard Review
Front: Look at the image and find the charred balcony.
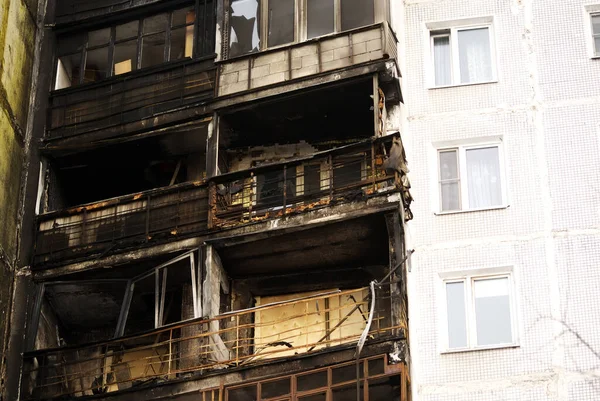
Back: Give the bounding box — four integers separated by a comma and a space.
45, 0, 217, 149
24, 273, 403, 399
35, 122, 210, 269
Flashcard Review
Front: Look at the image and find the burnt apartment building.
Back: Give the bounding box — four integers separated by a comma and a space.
17, 0, 412, 400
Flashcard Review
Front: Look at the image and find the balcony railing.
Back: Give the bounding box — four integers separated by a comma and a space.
23, 287, 399, 400
209, 137, 398, 229
34, 182, 209, 267
46, 58, 216, 142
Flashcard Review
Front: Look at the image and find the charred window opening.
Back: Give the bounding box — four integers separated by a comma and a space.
45, 123, 208, 209
55, 2, 211, 90
267, 0, 295, 47
218, 79, 374, 174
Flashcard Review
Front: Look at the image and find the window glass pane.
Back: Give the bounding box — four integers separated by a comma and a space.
441, 182, 460, 211
446, 281, 468, 348
595, 36, 600, 55
307, 0, 334, 39
297, 371, 327, 392
116, 21, 139, 41
340, 0, 374, 31
466, 146, 502, 209
228, 385, 257, 400
474, 277, 513, 346
439, 150, 458, 180
172, 7, 195, 27
88, 28, 111, 47
171, 26, 195, 60
142, 33, 166, 68
230, 0, 261, 57
114, 39, 138, 75
57, 33, 86, 56
592, 14, 600, 34
267, 0, 295, 47
143, 13, 169, 34
260, 378, 290, 399
84, 47, 109, 83
433, 35, 451, 86
458, 27, 493, 83
56, 53, 81, 89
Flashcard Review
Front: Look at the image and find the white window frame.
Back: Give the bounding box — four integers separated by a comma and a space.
586, 6, 600, 58
435, 138, 507, 214
426, 17, 497, 88
439, 267, 519, 353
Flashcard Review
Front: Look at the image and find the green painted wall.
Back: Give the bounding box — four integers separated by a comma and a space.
0, 0, 36, 393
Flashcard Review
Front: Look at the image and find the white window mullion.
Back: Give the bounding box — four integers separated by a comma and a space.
459, 147, 469, 210
466, 277, 476, 347
450, 28, 460, 85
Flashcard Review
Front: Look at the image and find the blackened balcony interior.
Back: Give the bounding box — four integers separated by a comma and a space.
24, 225, 405, 399
35, 123, 209, 267
47, 1, 216, 144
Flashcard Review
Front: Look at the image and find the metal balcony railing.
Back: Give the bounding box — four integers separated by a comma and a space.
209, 137, 398, 229
34, 182, 209, 267
47, 59, 216, 141
23, 287, 398, 400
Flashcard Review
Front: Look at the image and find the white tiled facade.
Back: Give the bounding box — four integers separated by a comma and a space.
400, 0, 600, 400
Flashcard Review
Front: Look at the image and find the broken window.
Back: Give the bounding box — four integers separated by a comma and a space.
437, 142, 505, 212
54, 6, 203, 89
267, 0, 295, 47
430, 24, 495, 87
120, 251, 202, 337
229, 0, 261, 57
333, 154, 366, 190
443, 272, 516, 350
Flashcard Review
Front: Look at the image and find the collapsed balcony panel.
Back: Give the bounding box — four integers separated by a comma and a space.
47, 58, 216, 143
219, 78, 374, 154
23, 287, 401, 399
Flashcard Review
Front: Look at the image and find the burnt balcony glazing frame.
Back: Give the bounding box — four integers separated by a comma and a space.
34, 182, 209, 268
46, 57, 216, 141
208, 136, 400, 229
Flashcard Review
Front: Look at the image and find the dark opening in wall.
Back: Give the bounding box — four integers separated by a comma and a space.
218, 78, 375, 173
46, 123, 208, 209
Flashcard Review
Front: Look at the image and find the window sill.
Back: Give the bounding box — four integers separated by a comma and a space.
434, 204, 509, 216
441, 343, 520, 355
428, 80, 498, 90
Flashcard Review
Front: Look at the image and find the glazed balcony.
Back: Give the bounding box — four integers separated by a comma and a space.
34, 182, 209, 268
44, 58, 216, 149
217, 22, 399, 97
208, 136, 399, 230
23, 287, 400, 400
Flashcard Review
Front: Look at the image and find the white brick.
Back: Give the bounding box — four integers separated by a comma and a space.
219, 81, 248, 96
321, 57, 351, 71
219, 72, 239, 85
320, 49, 334, 63
291, 65, 318, 79
351, 28, 381, 44
250, 64, 270, 78
302, 54, 319, 67
366, 38, 382, 52
333, 47, 351, 60
221, 60, 248, 74
352, 41, 367, 55
291, 44, 317, 58
321, 36, 350, 52
253, 51, 287, 66
251, 72, 286, 88
270, 60, 289, 74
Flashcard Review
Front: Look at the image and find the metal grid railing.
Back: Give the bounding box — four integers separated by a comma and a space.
23, 287, 398, 399
209, 138, 397, 228
34, 183, 209, 267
